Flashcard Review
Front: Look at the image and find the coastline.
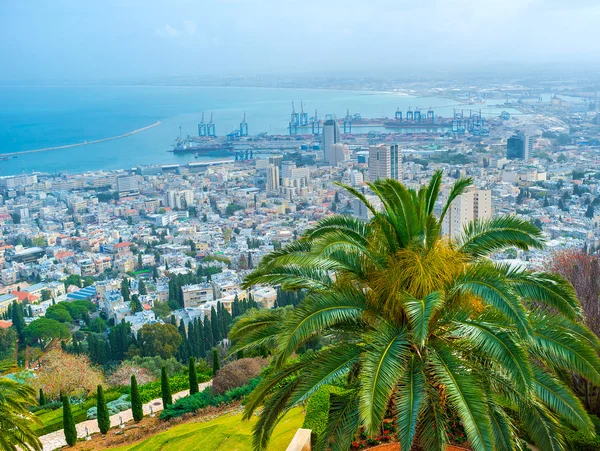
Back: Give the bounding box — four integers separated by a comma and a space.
0, 121, 161, 157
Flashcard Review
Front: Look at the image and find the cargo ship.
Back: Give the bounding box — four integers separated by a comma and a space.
170, 138, 233, 154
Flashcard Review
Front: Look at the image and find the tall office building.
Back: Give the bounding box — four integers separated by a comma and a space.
329, 143, 350, 166
322, 119, 340, 163
266, 164, 280, 195
507, 132, 534, 161
368, 144, 402, 182
441, 188, 492, 239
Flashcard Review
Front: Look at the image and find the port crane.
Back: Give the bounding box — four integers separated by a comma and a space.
239, 112, 248, 136
198, 112, 207, 136
343, 109, 352, 133
311, 109, 320, 135
206, 113, 216, 137
299, 102, 308, 126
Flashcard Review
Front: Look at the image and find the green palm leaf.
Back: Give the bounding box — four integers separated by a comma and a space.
430, 341, 494, 451
395, 354, 426, 451
532, 366, 593, 432
403, 291, 444, 347
457, 216, 545, 258
359, 322, 409, 433
453, 319, 532, 392
454, 262, 531, 335
276, 287, 366, 364
315, 390, 361, 451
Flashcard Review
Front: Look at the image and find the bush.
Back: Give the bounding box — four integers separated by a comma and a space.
127, 355, 184, 379
129, 372, 210, 404
161, 378, 261, 420
30, 401, 61, 413
566, 431, 600, 451
33, 390, 122, 436
212, 357, 267, 395
302, 385, 347, 443
108, 361, 155, 387
87, 395, 131, 420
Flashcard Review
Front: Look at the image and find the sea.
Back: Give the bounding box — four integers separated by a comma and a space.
0, 85, 516, 176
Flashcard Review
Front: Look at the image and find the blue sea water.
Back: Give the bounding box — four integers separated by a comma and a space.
0, 85, 509, 176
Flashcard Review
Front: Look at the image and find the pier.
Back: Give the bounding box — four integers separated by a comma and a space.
0, 121, 162, 157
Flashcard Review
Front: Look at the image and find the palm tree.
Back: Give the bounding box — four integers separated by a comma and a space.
231, 171, 600, 451
0, 362, 42, 451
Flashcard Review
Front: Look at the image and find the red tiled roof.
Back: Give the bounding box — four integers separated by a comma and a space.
11, 291, 38, 302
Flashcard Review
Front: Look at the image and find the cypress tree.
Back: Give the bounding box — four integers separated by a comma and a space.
189, 357, 199, 395
62, 394, 77, 446
131, 375, 143, 422
197, 318, 206, 358
39, 388, 46, 406
210, 306, 221, 343
188, 320, 196, 358
212, 349, 220, 376
97, 385, 110, 435
204, 316, 213, 349
161, 366, 172, 407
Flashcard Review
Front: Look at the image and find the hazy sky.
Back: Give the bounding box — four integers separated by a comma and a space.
2, 0, 599, 81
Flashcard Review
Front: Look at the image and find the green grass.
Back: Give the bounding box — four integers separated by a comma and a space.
109, 407, 305, 451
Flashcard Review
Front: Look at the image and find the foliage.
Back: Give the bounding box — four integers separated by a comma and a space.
212, 348, 220, 376
131, 375, 143, 422
130, 372, 210, 404
232, 172, 600, 451
160, 378, 261, 420
32, 350, 104, 399
152, 301, 171, 319
551, 250, 600, 415
134, 323, 182, 359
33, 390, 121, 436
212, 357, 267, 395
23, 318, 69, 345
87, 394, 130, 420
96, 385, 110, 434
108, 361, 155, 387
302, 385, 347, 443
39, 388, 46, 406
161, 366, 173, 407
0, 362, 42, 451
189, 357, 199, 395
62, 395, 77, 447
0, 327, 17, 360
127, 355, 184, 379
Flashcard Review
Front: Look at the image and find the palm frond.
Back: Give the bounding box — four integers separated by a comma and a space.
519, 400, 565, 451
395, 354, 426, 451
452, 319, 532, 392
457, 216, 545, 258
532, 366, 594, 433
228, 307, 287, 354
315, 390, 360, 451
359, 322, 409, 433
429, 340, 494, 451
403, 291, 444, 347
453, 262, 531, 335
275, 287, 366, 365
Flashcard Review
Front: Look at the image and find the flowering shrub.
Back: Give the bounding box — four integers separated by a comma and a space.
108, 361, 155, 387
33, 350, 104, 399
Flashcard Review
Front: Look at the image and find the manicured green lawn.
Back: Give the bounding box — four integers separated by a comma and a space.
110, 407, 304, 451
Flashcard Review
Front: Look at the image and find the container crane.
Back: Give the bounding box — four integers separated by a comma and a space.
198, 112, 207, 136
207, 113, 216, 137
